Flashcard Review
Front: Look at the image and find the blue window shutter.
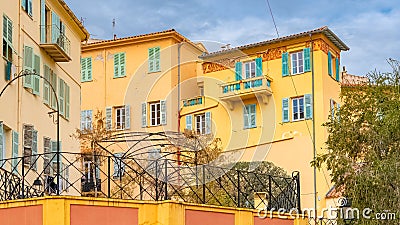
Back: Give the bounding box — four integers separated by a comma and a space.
22, 0, 27, 10
119, 53, 126, 76
282, 98, 289, 122
58, 78, 65, 116
328, 51, 332, 76
243, 106, 249, 129
250, 104, 256, 128
40, 0, 45, 43
81, 58, 87, 81
114, 53, 120, 78
148, 48, 154, 72
255, 58, 263, 76
125, 105, 131, 129
43, 65, 50, 104
282, 52, 289, 77
304, 48, 311, 72
304, 94, 312, 119
186, 115, 193, 130
235, 62, 242, 81
335, 58, 340, 81
205, 112, 211, 134
155, 47, 160, 72
33, 55, 41, 95
27, 0, 33, 16
65, 84, 70, 119
87, 58, 92, 81
51, 12, 60, 43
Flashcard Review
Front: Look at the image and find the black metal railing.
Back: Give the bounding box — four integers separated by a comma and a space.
0, 152, 300, 211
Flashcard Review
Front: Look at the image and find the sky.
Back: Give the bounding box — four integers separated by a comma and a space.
64, 0, 400, 76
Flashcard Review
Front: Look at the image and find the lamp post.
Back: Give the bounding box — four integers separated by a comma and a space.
0, 69, 61, 195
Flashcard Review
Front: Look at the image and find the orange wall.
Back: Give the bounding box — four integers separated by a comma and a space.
185, 210, 235, 225
0, 205, 43, 225
70, 205, 138, 225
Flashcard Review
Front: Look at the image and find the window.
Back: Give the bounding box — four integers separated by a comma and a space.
21, 0, 33, 16
282, 48, 310, 77
81, 110, 92, 130
148, 47, 160, 72
244, 104, 256, 129
292, 97, 305, 121
115, 107, 126, 130
23, 46, 41, 95
105, 105, 130, 130
43, 137, 51, 175
114, 52, 126, 78
196, 114, 206, 134
58, 78, 70, 119
81, 57, 92, 82
150, 102, 161, 126
3, 15, 13, 61
113, 153, 125, 179
11, 131, 19, 174
199, 86, 204, 96
291, 51, 304, 75
243, 61, 256, 79
23, 125, 37, 170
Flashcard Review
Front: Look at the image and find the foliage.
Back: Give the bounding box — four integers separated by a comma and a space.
313, 59, 400, 224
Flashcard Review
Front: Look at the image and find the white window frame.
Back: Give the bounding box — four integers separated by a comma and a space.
149, 102, 161, 126
291, 51, 304, 75
81, 110, 92, 130
243, 61, 256, 79
292, 96, 305, 121
115, 107, 126, 130
195, 113, 206, 135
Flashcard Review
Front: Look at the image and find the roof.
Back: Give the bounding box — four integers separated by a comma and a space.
200, 26, 349, 59
326, 185, 344, 198
82, 29, 204, 53
57, 0, 90, 41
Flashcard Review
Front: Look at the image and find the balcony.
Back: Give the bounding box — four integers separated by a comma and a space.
40, 25, 71, 62
220, 77, 272, 109
182, 96, 204, 107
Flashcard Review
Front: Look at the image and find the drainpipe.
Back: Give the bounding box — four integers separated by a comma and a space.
310, 34, 318, 217
177, 42, 183, 165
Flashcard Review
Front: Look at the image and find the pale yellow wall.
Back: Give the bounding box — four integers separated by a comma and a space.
0, 0, 87, 195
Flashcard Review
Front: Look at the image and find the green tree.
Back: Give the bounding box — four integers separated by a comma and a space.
313, 59, 400, 224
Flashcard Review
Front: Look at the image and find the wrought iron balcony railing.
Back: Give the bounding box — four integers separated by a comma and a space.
40, 25, 71, 62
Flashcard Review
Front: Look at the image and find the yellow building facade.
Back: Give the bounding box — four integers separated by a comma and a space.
0, 0, 88, 194
180, 26, 349, 210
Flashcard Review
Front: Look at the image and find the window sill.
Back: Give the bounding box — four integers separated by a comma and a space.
21, 9, 34, 20
81, 80, 93, 83
113, 75, 126, 79
244, 126, 257, 130
147, 70, 161, 74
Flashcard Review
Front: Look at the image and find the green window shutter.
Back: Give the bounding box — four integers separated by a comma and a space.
59, 78, 65, 116
0, 122, 4, 161
154, 47, 160, 72
304, 48, 311, 72
186, 115, 193, 130
43, 65, 50, 104
282, 98, 290, 123
50, 140, 60, 163
5, 60, 12, 81
119, 53, 126, 76
65, 84, 70, 119
205, 112, 211, 134
3, 16, 7, 41
23, 46, 33, 88
335, 58, 340, 81
125, 105, 130, 129
160, 100, 166, 125
105, 107, 112, 130
51, 12, 60, 43
304, 94, 312, 119
80, 57, 87, 82
40, 0, 45, 42
33, 55, 41, 95
148, 48, 155, 72
114, 53, 120, 77
3, 15, 12, 44
87, 57, 92, 81
328, 51, 332, 76
235, 62, 242, 81
255, 57, 263, 77
141, 103, 147, 128
51, 72, 57, 110
282, 52, 289, 76
32, 130, 38, 170
250, 104, 256, 128
12, 131, 19, 172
